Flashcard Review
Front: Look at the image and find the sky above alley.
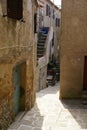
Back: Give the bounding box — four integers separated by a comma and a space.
51, 0, 61, 7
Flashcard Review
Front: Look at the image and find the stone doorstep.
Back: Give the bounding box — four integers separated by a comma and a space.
15, 111, 26, 122
8, 112, 26, 130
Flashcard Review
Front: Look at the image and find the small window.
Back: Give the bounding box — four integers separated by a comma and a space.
48, 6, 50, 17
7, 0, 23, 20
52, 32, 54, 46
56, 18, 60, 27
46, 4, 50, 17
58, 18, 60, 27
34, 13, 37, 33
56, 18, 57, 27
53, 9, 55, 19
46, 4, 49, 16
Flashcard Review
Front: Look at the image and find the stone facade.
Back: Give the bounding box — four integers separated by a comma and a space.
60, 0, 87, 98
0, 0, 37, 129
42, 0, 61, 61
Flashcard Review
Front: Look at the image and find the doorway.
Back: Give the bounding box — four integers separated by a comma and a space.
14, 62, 26, 115
83, 56, 87, 91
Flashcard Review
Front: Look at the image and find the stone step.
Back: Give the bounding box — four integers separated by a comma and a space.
37, 51, 44, 54
37, 43, 45, 47
81, 91, 87, 105
38, 35, 47, 40
37, 45, 44, 48
37, 53, 44, 56
82, 100, 87, 105
37, 48, 44, 52
37, 47, 44, 50
40, 34, 47, 37
82, 90, 87, 94
82, 91, 87, 98
38, 40, 45, 43
8, 112, 26, 130
82, 94, 87, 99
37, 54, 44, 57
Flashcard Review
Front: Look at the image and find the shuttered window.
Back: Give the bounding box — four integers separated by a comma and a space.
7, 0, 23, 20
46, 4, 49, 16
53, 9, 55, 19
49, 6, 50, 17
56, 18, 57, 27
34, 13, 37, 33
58, 18, 60, 27
56, 18, 60, 27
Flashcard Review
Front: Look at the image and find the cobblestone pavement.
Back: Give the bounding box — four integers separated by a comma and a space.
8, 82, 87, 130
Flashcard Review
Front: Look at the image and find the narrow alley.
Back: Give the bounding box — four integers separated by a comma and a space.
8, 83, 87, 130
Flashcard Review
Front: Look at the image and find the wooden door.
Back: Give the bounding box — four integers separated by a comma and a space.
14, 65, 20, 115
83, 56, 87, 90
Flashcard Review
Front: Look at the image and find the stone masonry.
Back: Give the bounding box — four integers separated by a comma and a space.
0, 0, 37, 129
60, 0, 87, 98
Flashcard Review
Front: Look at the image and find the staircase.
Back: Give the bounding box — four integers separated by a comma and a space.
47, 75, 56, 86
82, 91, 87, 105
47, 61, 60, 86
37, 27, 49, 59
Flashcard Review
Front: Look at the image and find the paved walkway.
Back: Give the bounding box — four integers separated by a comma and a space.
8, 83, 87, 130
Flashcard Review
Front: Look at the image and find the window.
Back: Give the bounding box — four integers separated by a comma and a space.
56, 18, 60, 27
56, 18, 57, 27
46, 4, 50, 17
48, 6, 50, 17
53, 9, 55, 19
46, 4, 49, 16
7, 0, 23, 20
34, 13, 37, 33
58, 18, 60, 27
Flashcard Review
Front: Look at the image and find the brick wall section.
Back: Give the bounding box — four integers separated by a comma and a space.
60, 0, 87, 98
0, 0, 37, 129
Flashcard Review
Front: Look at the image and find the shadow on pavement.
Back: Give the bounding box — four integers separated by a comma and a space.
60, 99, 87, 129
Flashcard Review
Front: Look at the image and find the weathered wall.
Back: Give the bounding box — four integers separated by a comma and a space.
36, 65, 47, 91
0, 0, 37, 129
60, 0, 87, 98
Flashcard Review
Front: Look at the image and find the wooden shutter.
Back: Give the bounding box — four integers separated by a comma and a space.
53, 9, 55, 19
56, 18, 57, 27
46, 4, 49, 16
7, 0, 23, 20
49, 6, 50, 17
34, 13, 37, 33
58, 18, 60, 27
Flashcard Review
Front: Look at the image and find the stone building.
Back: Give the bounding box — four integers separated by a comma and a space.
36, 0, 61, 91
43, 0, 61, 61
0, 0, 37, 129
60, 0, 87, 99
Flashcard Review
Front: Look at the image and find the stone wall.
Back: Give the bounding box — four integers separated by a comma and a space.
0, 0, 37, 129
60, 0, 87, 98
36, 65, 47, 91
